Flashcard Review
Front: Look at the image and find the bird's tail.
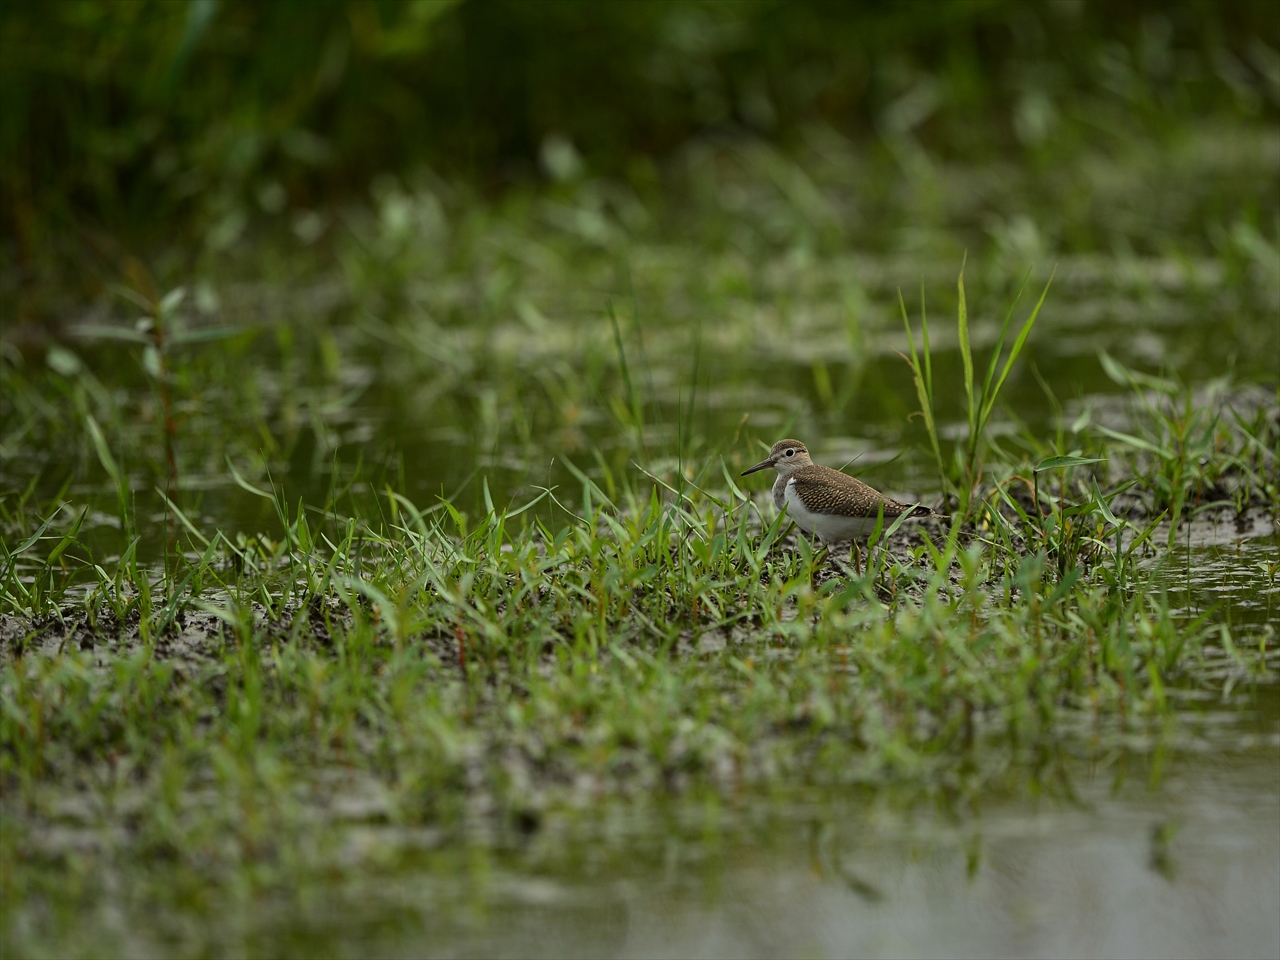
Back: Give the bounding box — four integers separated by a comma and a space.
908, 503, 951, 521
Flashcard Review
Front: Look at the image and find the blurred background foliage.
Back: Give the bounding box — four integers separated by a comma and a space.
1, 0, 1277, 322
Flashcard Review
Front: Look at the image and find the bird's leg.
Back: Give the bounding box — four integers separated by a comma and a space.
806, 532, 827, 588
850, 541, 862, 576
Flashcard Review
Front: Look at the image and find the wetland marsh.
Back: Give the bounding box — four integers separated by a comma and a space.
3, 3, 1279, 957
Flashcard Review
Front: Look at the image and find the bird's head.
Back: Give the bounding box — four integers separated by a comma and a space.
741, 439, 813, 478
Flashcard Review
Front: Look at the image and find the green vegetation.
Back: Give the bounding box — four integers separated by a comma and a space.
4, 148, 1279, 960
5, 0, 1278, 315
3, 247, 1277, 949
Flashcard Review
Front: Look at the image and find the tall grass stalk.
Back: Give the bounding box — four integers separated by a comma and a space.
899, 284, 946, 502
901, 264, 1055, 517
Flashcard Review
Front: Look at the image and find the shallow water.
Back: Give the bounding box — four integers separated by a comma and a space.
4, 126, 1277, 558
56, 743, 1275, 959
378, 764, 1279, 960
1159, 539, 1277, 656
12, 254, 1276, 575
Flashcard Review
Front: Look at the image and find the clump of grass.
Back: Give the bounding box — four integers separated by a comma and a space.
900, 262, 1054, 518
3, 494, 1270, 960
1089, 353, 1279, 539
4, 400, 1273, 789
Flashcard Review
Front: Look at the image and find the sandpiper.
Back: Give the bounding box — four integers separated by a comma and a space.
741, 438, 948, 573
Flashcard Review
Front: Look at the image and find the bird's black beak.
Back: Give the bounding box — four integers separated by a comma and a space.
740, 456, 774, 477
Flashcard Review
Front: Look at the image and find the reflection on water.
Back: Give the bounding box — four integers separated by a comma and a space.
1160, 534, 1279, 629
225, 749, 1279, 959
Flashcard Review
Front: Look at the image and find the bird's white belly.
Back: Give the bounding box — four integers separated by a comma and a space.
783, 480, 879, 542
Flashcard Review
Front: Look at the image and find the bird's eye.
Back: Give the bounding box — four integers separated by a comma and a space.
785, 448, 795, 457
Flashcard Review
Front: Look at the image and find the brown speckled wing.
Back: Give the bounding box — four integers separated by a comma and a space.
789, 464, 917, 517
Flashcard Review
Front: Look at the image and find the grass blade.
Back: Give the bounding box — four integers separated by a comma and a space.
978, 267, 1056, 440
899, 290, 946, 498
956, 261, 975, 453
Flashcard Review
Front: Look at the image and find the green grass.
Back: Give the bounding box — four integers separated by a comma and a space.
2, 398, 1276, 954
900, 261, 1055, 515
2, 366, 1275, 809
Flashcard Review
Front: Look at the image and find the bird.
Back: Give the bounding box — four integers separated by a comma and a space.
740, 438, 948, 573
